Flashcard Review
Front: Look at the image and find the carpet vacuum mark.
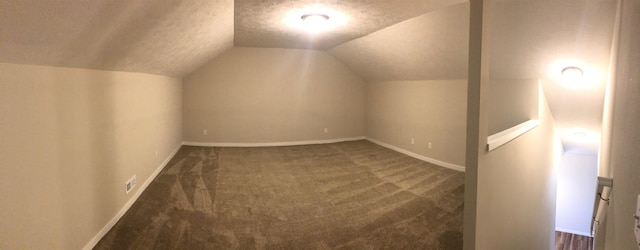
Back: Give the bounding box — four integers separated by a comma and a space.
95, 140, 464, 249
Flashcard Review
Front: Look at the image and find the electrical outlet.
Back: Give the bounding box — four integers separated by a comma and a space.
125, 175, 137, 194
410, 138, 415, 145
203, 129, 208, 135
635, 194, 640, 247
428, 142, 432, 149
324, 128, 328, 133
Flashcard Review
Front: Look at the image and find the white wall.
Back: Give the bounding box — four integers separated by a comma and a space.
466, 1, 565, 248
365, 80, 467, 167
555, 152, 598, 236
488, 79, 539, 135
473, 85, 563, 249
0, 63, 183, 249
603, 0, 640, 248
183, 47, 366, 144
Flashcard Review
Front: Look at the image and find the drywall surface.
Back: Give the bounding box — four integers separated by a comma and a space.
604, 0, 640, 248
466, 2, 567, 248
183, 47, 366, 143
487, 79, 539, 135
0, 63, 182, 249
0, 0, 234, 77
474, 85, 563, 249
365, 80, 467, 167
329, 2, 469, 82
555, 152, 598, 236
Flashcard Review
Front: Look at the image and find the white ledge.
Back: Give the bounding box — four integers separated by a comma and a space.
487, 120, 539, 151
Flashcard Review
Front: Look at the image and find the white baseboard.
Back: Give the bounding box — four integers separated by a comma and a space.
555, 228, 592, 237
365, 137, 465, 172
82, 143, 182, 250
182, 136, 366, 147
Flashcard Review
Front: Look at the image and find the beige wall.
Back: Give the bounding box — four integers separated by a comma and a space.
183, 47, 366, 143
0, 63, 182, 249
476, 85, 563, 249
365, 80, 467, 167
604, 0, 640, 248
488, 79, 539, 135
465, 2, 563, 248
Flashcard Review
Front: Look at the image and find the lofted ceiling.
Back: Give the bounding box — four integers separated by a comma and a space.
0, 0, 234, 77
328, 3, 469, 81
0, 0, 618, 155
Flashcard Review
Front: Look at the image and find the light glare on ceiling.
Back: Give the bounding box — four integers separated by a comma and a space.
301, 13, 330, 33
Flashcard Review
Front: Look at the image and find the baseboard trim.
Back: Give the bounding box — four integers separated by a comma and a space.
556, 228, 592, 237
182, 136, 366, 147
365, 137, 465, 172
82, 143, 183, 250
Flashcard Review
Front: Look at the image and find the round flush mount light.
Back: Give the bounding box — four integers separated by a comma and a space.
560, 66, 585, 86
573, 131, 588, 138
301, 13, 330, 33
301, 13, 329, 23
284, 7, 345, 33
561, 66, 583, 79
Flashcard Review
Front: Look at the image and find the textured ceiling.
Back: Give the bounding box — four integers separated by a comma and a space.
489, 0, 616, 81
234, 0, 465, 50
489, 0, 617, 154
329, 3, 469, 81
0, 0, 234, 77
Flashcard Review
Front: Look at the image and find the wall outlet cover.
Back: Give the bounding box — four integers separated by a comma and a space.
125, 175, 137, 194
635, 194, 640, 248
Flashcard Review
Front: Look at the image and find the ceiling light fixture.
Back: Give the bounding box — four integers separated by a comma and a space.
301, 13, 330, 33
573, 131, 588, 139
561, 66, 583, 78
284, 8, 345, 34
560, 66, 585, 86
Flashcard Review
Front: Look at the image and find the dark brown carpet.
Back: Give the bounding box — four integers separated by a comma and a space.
95, 140, 465, 249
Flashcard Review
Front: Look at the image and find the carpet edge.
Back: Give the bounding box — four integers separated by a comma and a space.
82, 143, 183, 250
182, 136, 366, 147
365, 137, 466, 172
